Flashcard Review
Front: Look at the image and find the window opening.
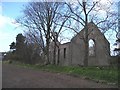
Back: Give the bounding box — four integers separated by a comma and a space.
89, 39, 95, 56
64, 48, 66, 58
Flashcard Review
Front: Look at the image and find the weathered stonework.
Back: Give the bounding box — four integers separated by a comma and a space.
49, 22, 110, 66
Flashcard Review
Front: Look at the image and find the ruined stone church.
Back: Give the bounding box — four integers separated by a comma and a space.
49, 22, 110, 66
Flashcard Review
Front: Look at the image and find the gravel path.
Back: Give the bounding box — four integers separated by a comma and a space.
2, 64, 118, 88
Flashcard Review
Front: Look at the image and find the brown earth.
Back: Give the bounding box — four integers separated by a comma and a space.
2, 64, 118, 88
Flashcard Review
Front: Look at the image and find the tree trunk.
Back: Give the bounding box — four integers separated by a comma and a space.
57, 47, 60, 65
83, 7, 88, 66
84, 38, 88, 66
45, 39, 50, 65
53, 42, 56, 65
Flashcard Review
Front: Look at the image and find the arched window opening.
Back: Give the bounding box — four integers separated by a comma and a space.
89, 39, 95, 56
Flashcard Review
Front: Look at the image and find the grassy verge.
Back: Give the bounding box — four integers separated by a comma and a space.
3, 61, 118, 85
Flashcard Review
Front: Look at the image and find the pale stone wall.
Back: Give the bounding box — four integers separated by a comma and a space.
49, 22, 110, 66
71, 36, 85, 66
70, 22, 110, 66
58, 42, 71, 66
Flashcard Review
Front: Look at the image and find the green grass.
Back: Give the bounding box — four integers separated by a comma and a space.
35, 65, 118, 84
3, 61, 118, 84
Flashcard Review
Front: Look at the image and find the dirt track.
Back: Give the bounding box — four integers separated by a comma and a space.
2, 64, 118, 88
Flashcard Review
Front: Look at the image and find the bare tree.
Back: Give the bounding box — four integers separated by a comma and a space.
24, 29, 44, 62
17, 1, 70, 65
65, 0, 117, 66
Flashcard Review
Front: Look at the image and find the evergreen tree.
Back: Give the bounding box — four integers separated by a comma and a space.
16, 33, 26, 61
9, 42, 16, 50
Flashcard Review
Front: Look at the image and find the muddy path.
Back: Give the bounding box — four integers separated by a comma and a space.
2, 64, 118, 88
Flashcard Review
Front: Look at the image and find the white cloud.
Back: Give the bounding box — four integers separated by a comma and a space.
0, 15, 22, 52
93, 0, 113, 4
0, 15, 19, 29
0, 32, 12, 52
0, 5, 2, 14
0, 15, 7, 28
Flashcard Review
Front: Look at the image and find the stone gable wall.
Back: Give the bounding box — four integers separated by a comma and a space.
49, 22, 110, 66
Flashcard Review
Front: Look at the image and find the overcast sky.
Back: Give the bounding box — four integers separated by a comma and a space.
0, 0, 119, 56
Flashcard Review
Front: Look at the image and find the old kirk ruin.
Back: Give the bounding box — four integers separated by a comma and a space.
49, 22, 110, 66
